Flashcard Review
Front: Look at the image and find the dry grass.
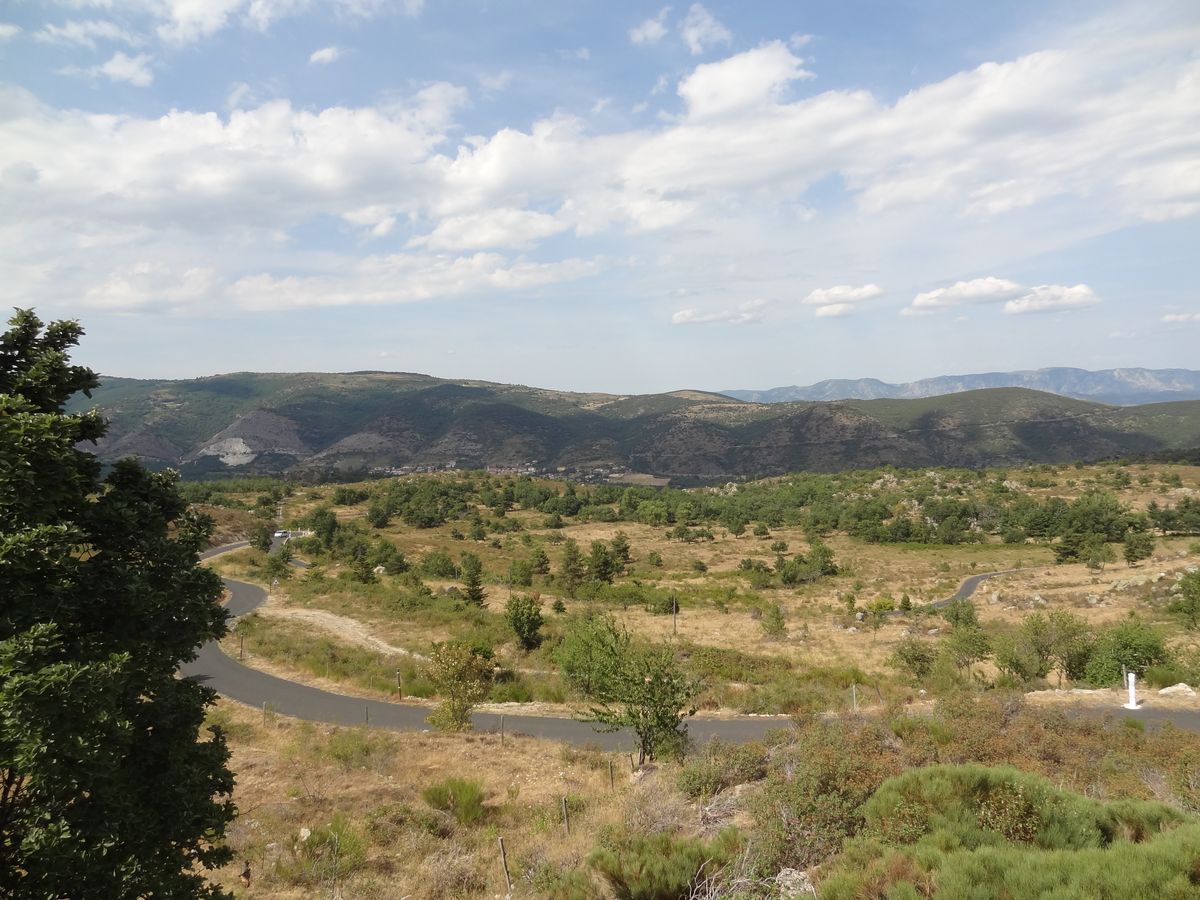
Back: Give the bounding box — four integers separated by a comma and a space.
203, 700, 695, 899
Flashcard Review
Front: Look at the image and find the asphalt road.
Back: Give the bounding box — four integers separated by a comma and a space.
184, 545, 1200, 745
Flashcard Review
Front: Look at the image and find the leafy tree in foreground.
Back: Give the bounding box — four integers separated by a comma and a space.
559, 614, 699, 764
425, 641, 492, 731
0, 310, 234, 897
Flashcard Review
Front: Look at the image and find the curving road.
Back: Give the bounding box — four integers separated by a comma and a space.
183, 546, 1200, 745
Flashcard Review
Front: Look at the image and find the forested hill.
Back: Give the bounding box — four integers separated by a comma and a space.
725, 367, 1200, 405
67, 372, 1200, 482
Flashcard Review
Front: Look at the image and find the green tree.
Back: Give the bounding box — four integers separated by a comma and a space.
944, 626, 991, 675
610, 531, 632, 568
888, 638, 937, 680
504, 595, 544, 651
0, 310, 234, 897
1083, 617, 1169, 684
425, 641, 492, 731
761, 602, 787, 639
263, 545, 293, 581
558, 615, 699, 764
587, 540, 618, 583
460, 552, 486, 606
529, 546, 551, 575
1123, 530, 1155, 566
559, 538, 585, 598
250, 520, 274, 552
364, 499, 390, 529
1168, 572, 1200, 630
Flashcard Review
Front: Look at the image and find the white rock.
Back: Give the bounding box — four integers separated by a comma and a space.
776, 868, 818, 898
1158, 683, 1197, 697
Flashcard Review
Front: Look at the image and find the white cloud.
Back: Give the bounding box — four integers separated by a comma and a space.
678, 41, 813, 119
1003, 283, 1099, 315
59, 51, 155, 86
98, 50, 154, 85
1162, 312, 1200, 323
229, 253, 598, 311
803, 283, 882, 305
5, 6, 1198, 322
906, 278, 1099, 316
0, 23, 22, 42
145, 0, 423, 45
630, 8, 670, 46
672, 299, 766, 326
479, 70, 512, 93
680, 3, 731, 55
813, 303, 854, 318
803, 284, 882, 318
35, 19, 138, 48
909, 277, 1023, 312
407, 208, 570, 251
308, 45, 340, 65
226, 81, 254, 109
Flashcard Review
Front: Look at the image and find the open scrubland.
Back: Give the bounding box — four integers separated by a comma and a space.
192, 461, 1200, 897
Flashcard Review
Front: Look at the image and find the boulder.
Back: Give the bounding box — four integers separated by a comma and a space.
776, 868, 818, 898
1158, 683, 1197, 697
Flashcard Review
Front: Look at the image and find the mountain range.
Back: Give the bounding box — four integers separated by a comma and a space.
67, 371, 1200, 483
722, 367, 1200, 406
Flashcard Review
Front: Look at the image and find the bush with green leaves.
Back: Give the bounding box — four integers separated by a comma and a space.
422, 776, 486, 825
588, 827, 741, 900
889, 637, 937, 680
504, 594, 544, 651
819, 764, 1196, 900
1082, 617, 1170, 685
425, 641, 493, 731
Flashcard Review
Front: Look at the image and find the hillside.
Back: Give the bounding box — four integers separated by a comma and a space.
725, 366, 1200, 405
68, 373, 1200, 481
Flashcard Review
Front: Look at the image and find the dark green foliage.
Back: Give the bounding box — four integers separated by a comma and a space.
250, 520, 274, 552
1168, 571, 1200, 630
588, 827, 741, 900
0, 311, 234, 898
587, 540, 618, 583
1083, 617, 1170, 685
504, 595, 544, 651
332, 486, 369, 505
558, 614, 699, 764
558, 538, 585, 597
760, 602, 787, 639
421, 776, 486, 825
461, 552, 486, 606
419, 549, 460, 579
1123, 529, 1155, 565
941, 598, 978, 628
820, 765, 1197, 900
889, 637, 937, 680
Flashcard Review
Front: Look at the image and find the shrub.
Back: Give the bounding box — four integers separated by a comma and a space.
588, 827, 741, 899
275, 812, 366, 886
676, 739, 767, 799
422, 777, 487, 826
425, 641, 492, 731
1082, 618, 1170, 685
504, 594, 544, 651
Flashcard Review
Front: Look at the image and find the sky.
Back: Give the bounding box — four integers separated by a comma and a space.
1, 0, 1198, 394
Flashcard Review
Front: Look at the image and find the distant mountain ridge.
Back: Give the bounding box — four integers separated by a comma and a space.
67, 371, 1200, 482
723, 367, 1200, 406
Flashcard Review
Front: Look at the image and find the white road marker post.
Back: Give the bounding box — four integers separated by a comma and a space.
1124, 671, 1139, 710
